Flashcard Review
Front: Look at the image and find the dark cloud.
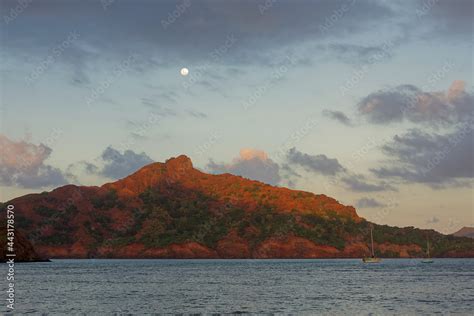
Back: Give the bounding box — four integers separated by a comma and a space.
83, 161, 98, 174
414, 0, 473, 40
287, 147, 345, 176
356, 197, 387, 208
284, 148, 396, 192
358, 81, 473, 125
341, 174, 396, 192
100, 147, 154, 179
360, 81, 474, 188
207, 149, 281, 185
0, 134, 68, 189
13, 165, 67, 189
2, 0, 468, 90
1, 0, 395, 84
371, 122, 474, 187
280, 163, 301, 178
322, 109, 352, 126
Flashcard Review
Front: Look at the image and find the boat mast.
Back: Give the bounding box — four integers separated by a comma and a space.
370, 225, 375, 257
426, 239, 430, 258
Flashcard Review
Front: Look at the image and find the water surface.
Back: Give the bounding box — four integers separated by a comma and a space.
2, 259, 473, 314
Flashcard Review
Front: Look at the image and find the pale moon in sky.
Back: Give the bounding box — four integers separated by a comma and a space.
180, 68, 189, 76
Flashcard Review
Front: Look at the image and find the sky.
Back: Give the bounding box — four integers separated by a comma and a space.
0, 0, 472, 233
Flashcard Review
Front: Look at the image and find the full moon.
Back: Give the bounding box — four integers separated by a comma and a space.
180, 68, 189, 76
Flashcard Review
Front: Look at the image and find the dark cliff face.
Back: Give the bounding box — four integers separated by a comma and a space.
5, 155, 474, 259
1, 227, 48, 262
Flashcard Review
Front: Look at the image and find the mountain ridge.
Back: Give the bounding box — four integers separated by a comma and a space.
452, 227, 474, 239
102, 155, 359, 220
3, 155, 473, 259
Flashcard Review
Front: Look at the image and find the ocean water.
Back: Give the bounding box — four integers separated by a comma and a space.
2, 259, 473, 315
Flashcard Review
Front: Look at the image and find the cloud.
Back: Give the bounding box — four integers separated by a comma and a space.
100, 147, 154, 179
341, 174, 396, 192
356, 197, 387, 208
362, 80, 474, 188
239, 148, 268, 161
371, 122, 474, 187
279, 163, 301, 188
1, 0, 396, 85
143, 89, 179, 104
66, 160, 99, 176
287, 147, 345, 176
140, 98, 177, 115
358, 81, 473, 125
324, 43, 393, 65
84, 162, 98, 174
322, 109, 352, 126
284, 148, 397, 192
0, 134, 67, 188
139, 98, 207, 120
2, 0, 469, 91
207, 148, 281, 185
414, 0, 473, 40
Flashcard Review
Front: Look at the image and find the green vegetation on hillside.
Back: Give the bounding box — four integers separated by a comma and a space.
373, 224, 473, 256
137, 186, 362, 250
91, 189, 123, 210
8, 184, 472, 258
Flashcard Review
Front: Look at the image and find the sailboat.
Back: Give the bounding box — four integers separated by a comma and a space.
421, 238, 434, 264
363, 225, 381, 263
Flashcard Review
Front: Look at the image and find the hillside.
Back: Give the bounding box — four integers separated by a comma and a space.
453, 227, 474, 239
4, 155, 474, 259
1, 227, 49, 262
